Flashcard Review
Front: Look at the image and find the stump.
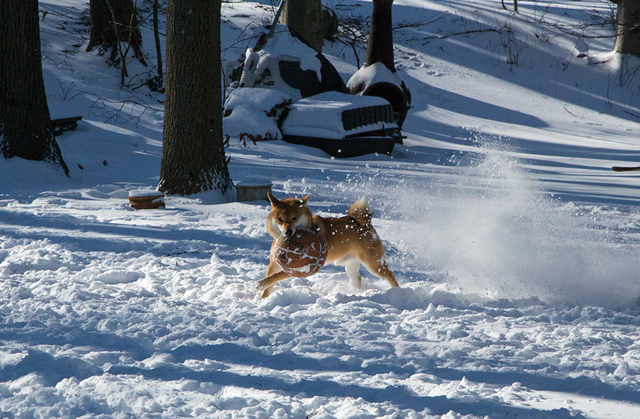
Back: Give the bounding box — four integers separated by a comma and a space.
128, 190, 165, 209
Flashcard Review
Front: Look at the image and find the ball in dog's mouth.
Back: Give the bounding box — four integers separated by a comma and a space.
274, 228, 328, 277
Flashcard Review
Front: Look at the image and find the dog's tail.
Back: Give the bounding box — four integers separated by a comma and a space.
348, 197, 373, 226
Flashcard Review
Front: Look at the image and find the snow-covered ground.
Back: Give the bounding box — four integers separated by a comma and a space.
2, 0, 640, 417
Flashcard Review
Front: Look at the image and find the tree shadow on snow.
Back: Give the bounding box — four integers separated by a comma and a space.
0, 209, 270, 264
108, 344, 584, 418
392, 1, 640, 124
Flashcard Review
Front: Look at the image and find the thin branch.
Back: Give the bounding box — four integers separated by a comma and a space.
423, 28, 501, 44
105, 0, 128, 86
154, 0, 163, 78
392, 13, 448, 30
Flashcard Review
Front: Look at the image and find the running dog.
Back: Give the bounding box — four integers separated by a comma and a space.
257, 193, 399, 298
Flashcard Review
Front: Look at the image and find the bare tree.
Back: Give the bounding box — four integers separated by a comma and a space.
280, 0, 324, 52
364, 0, 396, 72
611, 0, 640, 57
350, 0, 412, 127
500, 0, 518, 12
158, 0, 232, 196
0, 0, 69, 175
86, 0, 147, 66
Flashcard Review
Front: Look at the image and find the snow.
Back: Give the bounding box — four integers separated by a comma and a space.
223, 87, 292, 140
128, 190, 163, 198
347, 61, 404, 92
253, 25, 323, 79
239, 25, 323, 101
1, 0, 640, 418
281, 92, 398, 139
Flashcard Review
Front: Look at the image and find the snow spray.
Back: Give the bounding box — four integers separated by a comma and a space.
343, 145, 640, 309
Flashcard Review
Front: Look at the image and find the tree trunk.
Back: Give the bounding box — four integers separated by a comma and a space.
0, 0, 68, 175
86, 0, 146, 64
364, 0, 396, 72
158, 0, 232, 196
613, 0, 640, 57
280, 0, 324, 53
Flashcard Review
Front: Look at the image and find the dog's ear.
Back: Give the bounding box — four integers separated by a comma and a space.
267, 192, 282, 208
301, 194, 311, 207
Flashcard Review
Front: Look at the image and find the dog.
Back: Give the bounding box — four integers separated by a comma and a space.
257, 193, 399, 298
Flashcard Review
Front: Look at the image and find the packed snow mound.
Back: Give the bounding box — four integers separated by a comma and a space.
239, 25, 324, 101
223, 87, 292, 141
235, 24, 347, 102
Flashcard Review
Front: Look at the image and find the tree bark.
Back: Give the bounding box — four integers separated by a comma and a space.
365, 0, 396, 72
0, 0, 68, 175
280, 0, 324, 53
158, 0, 232, 196
613, 0, 640, 57
86, 0, 146, 64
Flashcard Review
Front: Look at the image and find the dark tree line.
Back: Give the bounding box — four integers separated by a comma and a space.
0, 0, 231, 196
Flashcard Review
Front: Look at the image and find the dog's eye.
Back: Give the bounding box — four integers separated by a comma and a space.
292, 217, 297, 221
278, 217, 283, 222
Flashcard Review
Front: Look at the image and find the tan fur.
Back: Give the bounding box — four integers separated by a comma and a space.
257, 193, 399, 298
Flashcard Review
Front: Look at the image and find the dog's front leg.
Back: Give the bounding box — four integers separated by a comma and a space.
257, 262, 291, 298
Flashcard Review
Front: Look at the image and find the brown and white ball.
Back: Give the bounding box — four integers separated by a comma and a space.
273, 228, 328, 277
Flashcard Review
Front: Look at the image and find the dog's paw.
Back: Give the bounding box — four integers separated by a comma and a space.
256, 278, 269, 290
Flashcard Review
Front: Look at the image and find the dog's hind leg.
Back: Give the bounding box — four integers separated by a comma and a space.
344, 259, 362, 288
362, 258, 399, 288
